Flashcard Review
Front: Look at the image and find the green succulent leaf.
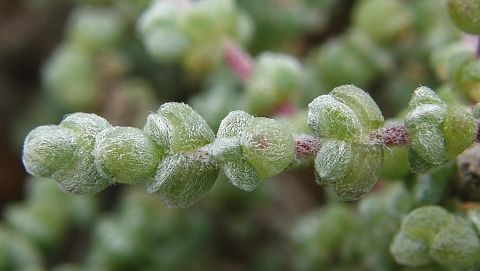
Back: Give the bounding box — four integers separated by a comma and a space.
315, 140, 383, 201
314, 139, 352, 185
208, 137, 243, 164
59, 113, 112, 145
408, 86, 445, 110
146, 153, 219, 208
407, 149, 437, 174
241, 117, 294, 179
390, 231, 433, 267
405, 104, 447, 165
429, 217, 480, 269
245, 52, 303, 115
400, 206, 452, 240
53, 113, 112, 194
447, 0, 480, 34
93, 127, 162, 184
330, 84, 384, 132
443, 104, 477, 159
155, 102, 215, 153
331, 142, 383, 201
143, 113, 171, 150
216, 110, 253, 139
222, 158, 262, 191
308, 95, 362, 140
22, 126, 77, 178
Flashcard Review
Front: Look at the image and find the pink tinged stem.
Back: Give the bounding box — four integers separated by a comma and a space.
477, 36, 480, 59
293, 133, 322, 160
369, 125, 408, 147
477, 120, 480, 142
224, 41, 254, 83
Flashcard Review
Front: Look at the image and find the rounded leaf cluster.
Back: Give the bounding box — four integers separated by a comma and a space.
23, 113, 113, 194
137, 0, 252, 72
23, 103, 224, 207
390, 205, 480, 269
42, 44, 97, 111
353, 0, 412, 44
307, 84, 384, 200
432, 43, 480, 101
144, 103, 219, 208
313, 30, 394, 91
308, 85, 384, 139
447, 0, 480, 34
405, 86, 477, 172
66, 6, 126, 52
209, 110, 295, 191
209, 111, 259, 191
244, 52, 303, 115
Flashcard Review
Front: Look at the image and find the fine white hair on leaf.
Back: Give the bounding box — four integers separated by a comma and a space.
93, 126, 162, 184
314, 140, 352, 185
240, 117, 294, 179
22, 125, 78, 178
308, 94, 362, 140
405, 104, 447, 165
145, 153, 219, 208
408, 86, 445, 110
51, 112, 113, 194
331, 142, 383, 201
144, 113, 172, 150
223, 158, 261, 191
59, 113, 112, 146
217, 110, 253, 138
156, 102, 215, 153
330, 84, 384, 133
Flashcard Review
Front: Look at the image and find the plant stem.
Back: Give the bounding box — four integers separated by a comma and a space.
223, 41, 254, 83
477, 36, 480, 59
369, 125, 408, 147
477, 120, 480, 142
293, 133, 322, 161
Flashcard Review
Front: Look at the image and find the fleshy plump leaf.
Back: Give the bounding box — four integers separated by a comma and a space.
245, 52, 303, 115
408, 86, 445, 110
22, 126, 77, 178
146, 153, 219, 208
314, 140, 352, 185
308, 84, 383, 139
330, 84, 384, 132
241, 117, 294, 179
93, 127, 162, 184
405, 104, 447, 165
315, 140, 383, 201
330, 142, 383, 201
216, 110, 254, 139
53, 113, 113, 194
405, 86, 477, 172
390, 231, 433, 267
391, 205, 480, 269
308, 95, 362, 140
154, 102, 215, 153
211, 111, 261, 190
429, 217, 480, 269
443, 104, 477, 159
447, 0, 480, 35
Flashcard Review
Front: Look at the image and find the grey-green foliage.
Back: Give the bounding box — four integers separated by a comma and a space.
390, 205, 480, 269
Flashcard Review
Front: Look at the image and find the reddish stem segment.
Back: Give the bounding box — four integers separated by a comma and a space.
369, 125, 408, 147
476, 120, 480, 142
476, 36, 480, 59
224, 41, 254, 83
293, 133, 322, 160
